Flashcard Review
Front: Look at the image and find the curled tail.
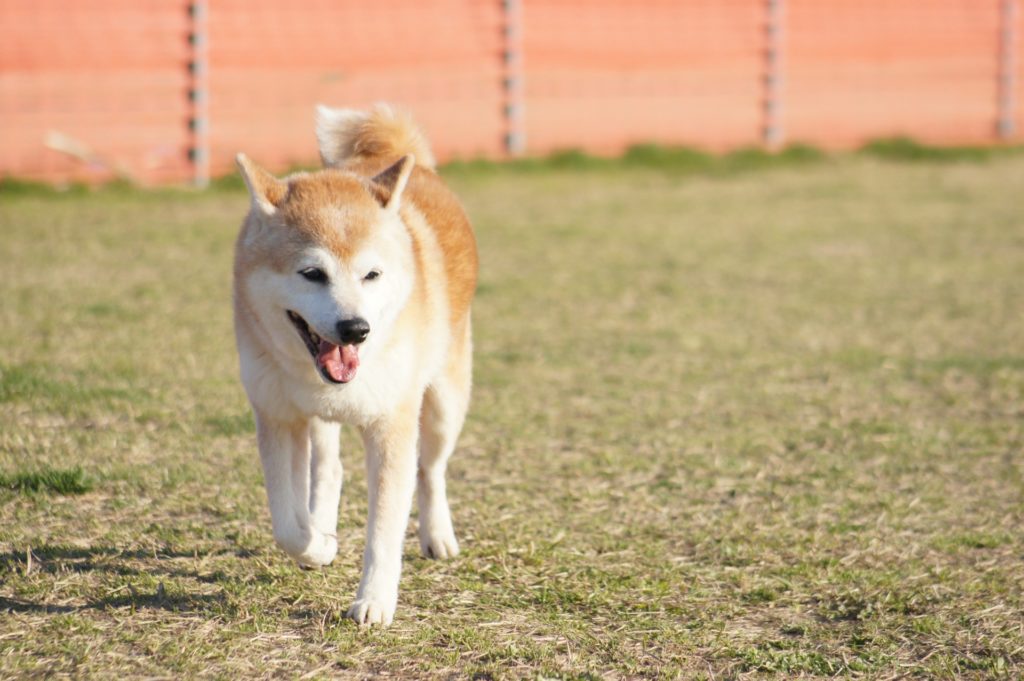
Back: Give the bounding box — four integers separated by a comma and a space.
315, 103, 436, 170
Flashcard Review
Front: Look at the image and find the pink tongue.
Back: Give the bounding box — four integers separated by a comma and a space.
317, 340, 359, 383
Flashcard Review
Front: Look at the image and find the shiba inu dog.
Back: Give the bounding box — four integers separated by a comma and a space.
232, 105, 477, 626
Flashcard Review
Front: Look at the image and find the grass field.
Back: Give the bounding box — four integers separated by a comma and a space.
1, 151, 1022, 678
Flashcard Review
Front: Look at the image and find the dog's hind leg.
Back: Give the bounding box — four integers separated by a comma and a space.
416, 321, 472, 560
308, 417, 343, 540
256, 414, 338, 568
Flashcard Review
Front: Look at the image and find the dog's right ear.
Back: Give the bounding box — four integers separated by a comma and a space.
236, 153, 286, 215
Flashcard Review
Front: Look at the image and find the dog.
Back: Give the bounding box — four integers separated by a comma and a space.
232, 104, 477, 626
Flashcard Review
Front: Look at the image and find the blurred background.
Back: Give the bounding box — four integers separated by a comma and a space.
0, 0, 1021, 186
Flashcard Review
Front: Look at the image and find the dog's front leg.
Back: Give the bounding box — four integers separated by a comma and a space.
346, 402, 420, 626
256, 413, 338, 568
308, 417, 343, 539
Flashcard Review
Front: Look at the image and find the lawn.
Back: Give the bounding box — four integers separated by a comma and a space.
1, 151, 1022, 678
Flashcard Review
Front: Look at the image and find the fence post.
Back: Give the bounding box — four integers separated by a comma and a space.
763, 0, 785, 148
502, 0, 526, 156
998, 0, 1018, 139
188, 0, 210, 187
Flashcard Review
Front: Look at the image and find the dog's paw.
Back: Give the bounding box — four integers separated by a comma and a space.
345, 596, 395, 627
419, 527, 459, 560
287, 531, 338, 569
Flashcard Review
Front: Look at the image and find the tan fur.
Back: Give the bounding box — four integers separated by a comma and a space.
280, 172, 380, 260
399, 170, 477, 326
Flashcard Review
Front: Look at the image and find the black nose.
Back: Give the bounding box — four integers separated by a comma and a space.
337, 317, 370, 345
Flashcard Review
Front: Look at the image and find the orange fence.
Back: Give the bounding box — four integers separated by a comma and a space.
0, 0, 1021, 185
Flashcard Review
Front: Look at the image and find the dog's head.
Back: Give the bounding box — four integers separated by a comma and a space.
234, 154, 416, 384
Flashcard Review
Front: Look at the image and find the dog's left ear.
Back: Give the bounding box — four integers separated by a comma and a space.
371, 155, 415, 215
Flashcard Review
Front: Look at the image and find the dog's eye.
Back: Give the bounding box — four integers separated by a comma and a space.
364, 269, 382, 282
299, 268, 328, 284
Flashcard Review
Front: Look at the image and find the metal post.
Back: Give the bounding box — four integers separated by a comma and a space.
763, 0, 784, 148
188, 1, 210, 187
502, 0, 526, 156
998, 0, 1018, 139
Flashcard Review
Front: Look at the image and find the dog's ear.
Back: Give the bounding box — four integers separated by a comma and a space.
370, 155, 415, 215
236, 153, 286, 215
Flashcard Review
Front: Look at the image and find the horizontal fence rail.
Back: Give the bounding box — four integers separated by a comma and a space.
0, 0, 1020, 185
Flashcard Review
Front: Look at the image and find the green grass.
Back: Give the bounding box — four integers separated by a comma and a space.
858, 137, 1022, 163
1, 151, 1022, 678
0, 466, 93, 495
443, 142, 828, 177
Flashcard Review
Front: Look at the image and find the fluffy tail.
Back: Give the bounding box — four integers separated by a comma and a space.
315, 103, 436, 170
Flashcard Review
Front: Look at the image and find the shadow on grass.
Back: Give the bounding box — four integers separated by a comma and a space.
0, 544, 251, 616
0, 591, 230, 615
0, 544, 258, 579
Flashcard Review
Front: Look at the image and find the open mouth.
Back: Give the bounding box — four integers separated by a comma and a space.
286, 311, 360, 384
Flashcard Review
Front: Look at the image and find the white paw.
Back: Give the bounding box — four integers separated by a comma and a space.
419, 526, 460, 560
281, 530, 338, 569
345, 596, 396, 627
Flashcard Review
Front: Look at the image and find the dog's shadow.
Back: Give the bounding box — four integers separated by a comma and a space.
0, 591, 227, 615
0, 544, 253, 615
